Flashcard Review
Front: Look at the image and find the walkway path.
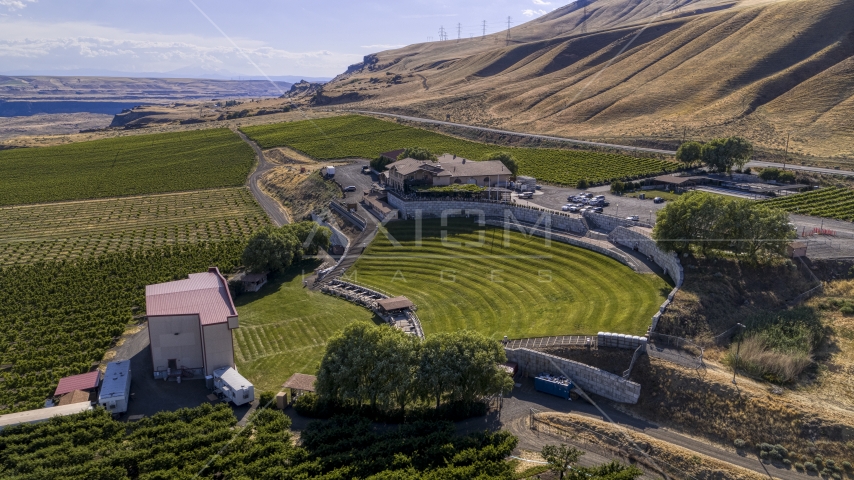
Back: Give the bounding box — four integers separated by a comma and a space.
234, 128, 290, 227
506, 335, 597, 350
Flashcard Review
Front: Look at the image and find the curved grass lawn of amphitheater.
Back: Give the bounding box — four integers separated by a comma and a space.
348, 219, 671, 338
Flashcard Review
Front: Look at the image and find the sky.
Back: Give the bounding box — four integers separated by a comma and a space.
0, 0, 558, 79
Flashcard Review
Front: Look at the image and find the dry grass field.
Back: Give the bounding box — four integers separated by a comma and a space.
320, 0, 854, 160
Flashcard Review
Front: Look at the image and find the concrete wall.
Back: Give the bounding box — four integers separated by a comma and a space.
386, 195, 588, 235
607, 226, 684, 332
505, 348, 641, 404
597, 332, 647, 349
202, 323, 236, 375
148, 314, 204, 374
583, 211, 653, 232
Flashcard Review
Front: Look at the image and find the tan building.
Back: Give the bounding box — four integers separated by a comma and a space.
385, 153, 511, 191
145, 267, 239, 379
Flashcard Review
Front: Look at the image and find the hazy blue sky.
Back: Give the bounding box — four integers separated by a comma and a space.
0, 0, 557, 78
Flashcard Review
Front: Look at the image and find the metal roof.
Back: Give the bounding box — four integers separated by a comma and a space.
377, 296, 415, 311
282, 373, 316, 392
99, 361, 130, 401
0, 402, 92, 429
54, 370, 100, 397
145, 267, 237, 326
387, 155, 509, 180
213, 367, 252, 390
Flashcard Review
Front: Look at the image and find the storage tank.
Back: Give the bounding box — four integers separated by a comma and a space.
213, 367, 255, 406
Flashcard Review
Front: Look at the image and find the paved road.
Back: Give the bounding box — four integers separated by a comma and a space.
462, 378, 802, 480
347, 109, 676, 155
234, 128, 290, 227
348, 110, 854, 177
747, 160, 854, 178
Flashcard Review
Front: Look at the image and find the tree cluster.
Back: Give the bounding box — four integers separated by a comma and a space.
241, 221, 331, 273
676, 137, 753, 173
610, 180, 645, 194
542, 444, 642, 480
482, 151, 519, 175
758, 167, 796, 183
653, 192, 795, 259
314, 323, 513, 418
397, 146, 437, 161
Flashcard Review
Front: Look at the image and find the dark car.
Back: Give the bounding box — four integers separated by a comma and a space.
343, 185, 357, 192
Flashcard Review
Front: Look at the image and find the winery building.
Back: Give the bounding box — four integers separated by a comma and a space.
385, 154, 511, 191
145, 267, 239, 379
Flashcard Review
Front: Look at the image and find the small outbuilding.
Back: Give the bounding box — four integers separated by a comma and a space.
98, 361, 131, 415
54, 370, 100, 397
376, 296, 415, 314
240, 272, 268, 293
282, 373, 316, 404
58, 389, 95, 406
787, 241, 808, 258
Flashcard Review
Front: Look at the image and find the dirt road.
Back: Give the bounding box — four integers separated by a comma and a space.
234, 128, 289, 227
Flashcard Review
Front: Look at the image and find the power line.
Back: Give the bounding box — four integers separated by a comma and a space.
506, 16, 513, 46
439, 25, 447, 41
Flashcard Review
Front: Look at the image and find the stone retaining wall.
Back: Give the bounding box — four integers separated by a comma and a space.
583, 211, 653, 231
608, 226, 683, 331
597, 332, 647, 349
505, 348, 641, 404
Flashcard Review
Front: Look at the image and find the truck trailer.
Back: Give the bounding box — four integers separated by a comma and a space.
99, 361, 131, 414
213, 367, 255, 406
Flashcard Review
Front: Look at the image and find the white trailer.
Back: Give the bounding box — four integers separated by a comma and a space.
322, 165, 336, 178
213, 367, 255, 406
98, 361, 131, 414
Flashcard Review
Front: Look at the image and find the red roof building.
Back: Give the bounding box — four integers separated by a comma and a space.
145, 267, 239, 378
54, 371, 100, 397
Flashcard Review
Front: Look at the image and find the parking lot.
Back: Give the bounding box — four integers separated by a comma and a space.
524, 184, 668, 224
330, 160, 374, 203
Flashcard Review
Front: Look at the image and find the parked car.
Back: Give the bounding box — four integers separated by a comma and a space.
600, 201, 610, 207
344, 185, 357, 192
653, 197, 664, 204
518, 192, 534, 199
361, 166, 371, 174
594, 195, 605, 200
535, 185, 542, 190
569, 206, 580, 213
626, 215, 640, 221
592, 207, 604, 213
561, 205, 571, 211
584, 193, 594, 198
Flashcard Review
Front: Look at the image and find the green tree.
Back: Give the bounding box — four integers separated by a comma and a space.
576, 178, 589, 189
482, 151, 519, 175
610, 180, 625, 194
371, 155, 395, 171
315, 322, 385, 407
701, 137, 753, 173
565, 461, 644, 480
653, 192, 793, 259
241, 226, 300, 273
282, 221, 331, 256
758, 167, 780, 181
675, 141, 703, 167
542, 444, 583, 480
398, 146, 437, 161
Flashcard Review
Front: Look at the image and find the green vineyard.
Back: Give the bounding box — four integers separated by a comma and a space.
0, 241, 246, 414
0, 128, 256, 206
242, 115, 679, 185
0, 187, 269, 266
761, 187, 854, 221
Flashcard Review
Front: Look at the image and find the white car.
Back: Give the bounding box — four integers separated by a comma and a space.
561, 205, 571, 211
626, 215, 640, 221
569, 206, 580, 213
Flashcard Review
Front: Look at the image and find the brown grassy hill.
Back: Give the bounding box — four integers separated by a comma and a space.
320, 0, 854, 160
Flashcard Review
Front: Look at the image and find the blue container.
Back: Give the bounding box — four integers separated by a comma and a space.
534, 376, 572, 399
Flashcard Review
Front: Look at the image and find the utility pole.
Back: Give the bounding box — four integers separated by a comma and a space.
457, 22, 461, 43
581, 3, 588, 34
732, 323, 746, 385
682, 127, 687, 144
506, 16, 513, 46
784, 133, 790, 169
439, 26, 446, 41
482, 20, 487, 39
